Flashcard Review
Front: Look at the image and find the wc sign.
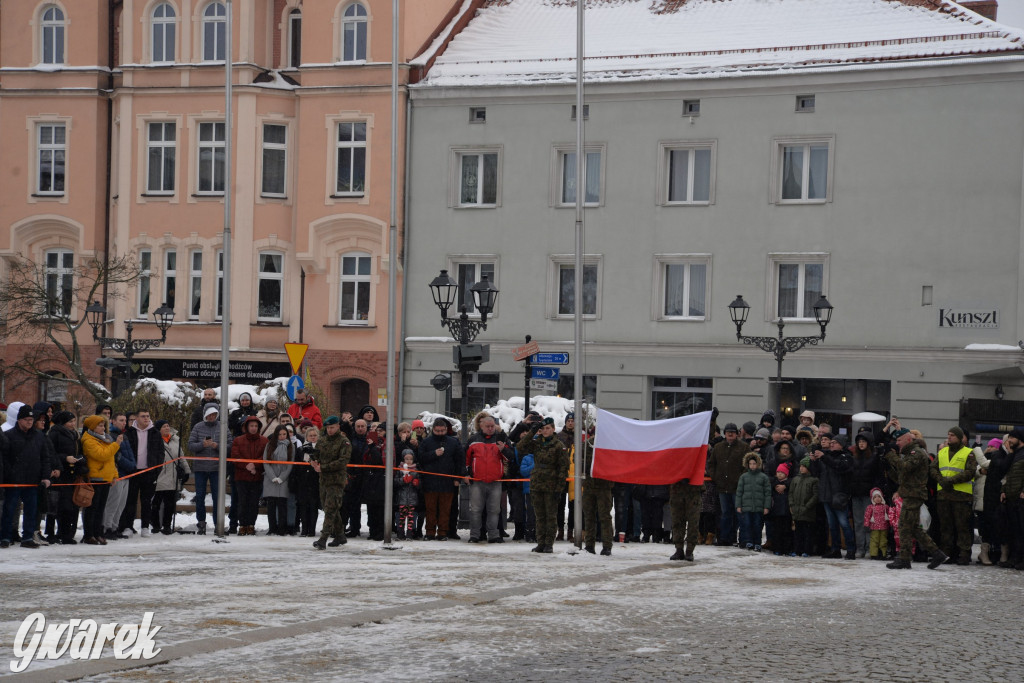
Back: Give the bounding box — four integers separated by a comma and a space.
10, 612, 162, 673
938, 308, 999, 329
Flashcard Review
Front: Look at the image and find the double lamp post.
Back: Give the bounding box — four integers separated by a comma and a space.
85, 300, 175, 395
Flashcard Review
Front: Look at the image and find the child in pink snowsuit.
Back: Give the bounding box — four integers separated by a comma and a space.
863, 487, 890, 560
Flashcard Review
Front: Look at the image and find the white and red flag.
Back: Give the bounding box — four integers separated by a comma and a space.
591, 409, 711, 485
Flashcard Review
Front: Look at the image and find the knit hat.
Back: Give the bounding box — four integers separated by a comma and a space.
833, 435, 848, 449
760, 410, 776, 427
401, 448, 415, 457
83, 415, 106, 432
947, 426, 965, 441
777, 463, 791, 478
722, 422, 738, 434
154, 419, 169, 430
870, 487, 884, 503
17, 405, 34, 420
324, 415, 340, 426
742, 421, 757, 436
799, 456, 812, 469
754, 428, 771, 440
52, 410, 76, 427
411, 419, 425, 429
988, 438, 1004, 449
204, 404, 220, 418
376, 422, 388, 432
1009, 428, 1024, 441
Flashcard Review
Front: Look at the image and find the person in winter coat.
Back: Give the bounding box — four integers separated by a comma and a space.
417, 417, 464, 541
122, 410, 164, 537
1, 405, 57, 548
813, 435, 856, 560
768, 462, 793, 556
980, 437, 1013, 566
257, 397, 285, 438
999, 429, 1024, 569
151, 420, 189, 535
395, 449, 421, 540
883, 427, 947, 570
79, 415, 123, 546
850, 432, 883, 558
190, 387, 219, 430
464, 413, 512, 544
342, 418, 372, 537
863, 487, 890, 560
735, 452, 771, 551
103, 413, 136, 540
263, 426, 294, 536
706, 423, 751, 547
788, 457, 819, 557
231, 416, 267, 536
361, 426, 387, 541
47, 411, 86, 544
294, 426, 322, 537
636, 483, 670, 543
188, 404, 232, 535
554, 412, 576, 542
287, 389, 324, 430
507, 412, 542, 541
518, 417, 570, 554
228, 392, 259, 437
931, 426, 978, 565
312, 416, 352, 549
581, 434, 615, 556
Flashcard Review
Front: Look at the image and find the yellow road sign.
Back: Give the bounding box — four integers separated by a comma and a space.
284, 343, 309, 375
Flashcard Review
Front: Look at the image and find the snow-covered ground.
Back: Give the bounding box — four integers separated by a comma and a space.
3, 516, 1022, 681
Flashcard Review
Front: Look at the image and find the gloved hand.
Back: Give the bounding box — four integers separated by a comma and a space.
273, 477, 282, 484
413, 478, 420, 487
403, 474, 412, 483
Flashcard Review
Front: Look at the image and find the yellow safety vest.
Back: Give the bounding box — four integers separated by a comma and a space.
937, 446, 973, 495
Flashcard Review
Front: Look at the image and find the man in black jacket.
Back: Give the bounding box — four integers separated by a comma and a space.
417, 417, 464, 541
1, 405, 54, 548
343, 419, 372, 537
122, 410, 164, 536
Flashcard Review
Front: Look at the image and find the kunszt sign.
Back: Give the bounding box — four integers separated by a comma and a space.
938, 308, 999, 329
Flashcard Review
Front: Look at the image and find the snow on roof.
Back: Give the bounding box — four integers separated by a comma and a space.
419, 0, 1024, 87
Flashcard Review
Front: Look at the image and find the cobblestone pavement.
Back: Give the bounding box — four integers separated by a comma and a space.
2, 537, 1022, 681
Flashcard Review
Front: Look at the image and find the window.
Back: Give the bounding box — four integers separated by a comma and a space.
557, 374, 597, 403
549, 255, 601, 319
342, 3, 368, 62
287, 9, 302, 68
454, 149, 500, 207
44, 249, 74, 318
146, 122, 176, 194
37, 124, 66, 195
257, 252, 283, 321
189, 249, 202, 320
202, 2, 227, 61
651, 377, 713, 420
570, 104, 589, 120
197, 121, 225, 194
469, 107, 486, 123
654, 255, 710, 320
769, 253, 829, 320
660, 141, 715, 205
163, 250, 177, 310
138, 249, 152, 317
335, 121, 366, 196
796, 94, 815, 112
40, 5, 65, 65
216, 249, 224, 320
261, 124, 287, 197
773, 135, 834, 203
453, 259, 496, 316
453, 372, 500, 420
339, 252, 371, 323
553, 145, 604, 207
683, 100, 701, 116
152, 3, 176, 62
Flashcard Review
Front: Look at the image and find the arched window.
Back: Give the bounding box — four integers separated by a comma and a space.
40, 5, 66, 65
287, 8, 301, 68
152, 3, 176, 62
202, 2, 226, 61
341, 3, 367, 62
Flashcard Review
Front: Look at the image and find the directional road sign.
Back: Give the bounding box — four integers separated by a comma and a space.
512, 340, 540, 362
529, 378, 558, 392
285, 374, 305, 401
531, 367, 560, 380
531, 352, 570, 365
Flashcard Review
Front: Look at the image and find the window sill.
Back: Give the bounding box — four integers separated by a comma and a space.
252, 321, 285, 327
330, 194, 366, 199
191, 193, 225, 199
776, 198, 828, 205
260, 194, 288, 200
555, 203, 600, 209
662, 201, 711, 207
31, 193, 65, 198
141, 193, 176, 198
658, 317, 707, 322
455, 204, 499, 210
324, 324, 375, 329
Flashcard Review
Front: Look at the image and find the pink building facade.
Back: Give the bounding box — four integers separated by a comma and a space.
0, 0, 463, 418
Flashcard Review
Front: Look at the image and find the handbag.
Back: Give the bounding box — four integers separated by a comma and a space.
71, 478, 95, 508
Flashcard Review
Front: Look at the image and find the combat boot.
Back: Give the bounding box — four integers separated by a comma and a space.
684, 544, 695, 561
328, 536, 347, 546
600, 545, 612, 556
313, 538, 327, 550
531, 544, 545, 553
927, 550, 949, 570
978, 542, 992, 565
196, 522, 207, 536
541, 545, 554, 553
585, 544, 596, 554
886, 557, 912, 569
669, 548, 686, 561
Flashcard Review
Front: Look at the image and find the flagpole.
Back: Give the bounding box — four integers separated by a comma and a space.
215, 0, 233, 540
572, 0, 585, 549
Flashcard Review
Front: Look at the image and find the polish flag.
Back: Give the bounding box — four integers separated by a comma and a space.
591, 409, 711, 485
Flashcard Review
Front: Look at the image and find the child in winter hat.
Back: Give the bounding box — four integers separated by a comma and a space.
863, 488, 890, 560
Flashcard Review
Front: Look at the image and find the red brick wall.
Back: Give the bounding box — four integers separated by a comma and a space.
959, 1, 998, 21
305, 349, 398, 421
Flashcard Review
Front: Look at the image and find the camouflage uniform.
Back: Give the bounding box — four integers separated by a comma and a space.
670, 480, 704, 558
931, 446, 977, 560
884, 442, 940, 562
518, 430, 569, 548
579, 441, 613, 551
316, 430, 352, 542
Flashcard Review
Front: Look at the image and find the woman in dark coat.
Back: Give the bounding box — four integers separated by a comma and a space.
47, 411, 86, 544
294, 426, 322, 537
850, 432, 882, 558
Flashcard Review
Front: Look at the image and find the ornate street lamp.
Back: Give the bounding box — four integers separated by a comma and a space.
727, 294, 834, 419
86, 300, 175, 392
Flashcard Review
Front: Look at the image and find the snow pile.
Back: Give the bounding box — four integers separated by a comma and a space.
420, 396, 597, 435
132, 378, 195, 406
128, 377, 289, 412
964, 343, 1021, 351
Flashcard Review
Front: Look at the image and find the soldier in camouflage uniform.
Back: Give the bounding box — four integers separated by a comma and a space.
883, 427, 947, 569
669, 476, 704, 561
312, 416, 352, 550
518, 417, 569, 553
579, 436, 614, 555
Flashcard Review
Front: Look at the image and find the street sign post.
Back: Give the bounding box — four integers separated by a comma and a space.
531, 352, 570, 365
529, 378, 558, 392
285, 374, 305, 401
531, 367, 560, 380
512, 339, 540, 362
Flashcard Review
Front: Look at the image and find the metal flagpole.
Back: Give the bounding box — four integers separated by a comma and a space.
382, 0, 400, 547
572, 0, 585, 549
215, 0, 233, 540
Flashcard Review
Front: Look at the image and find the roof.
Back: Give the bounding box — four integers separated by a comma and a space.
417, 0, 1024, 87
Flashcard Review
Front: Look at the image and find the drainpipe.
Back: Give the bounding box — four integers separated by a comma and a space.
99, 1, 120, 389
299, 266, 305, 343
397, 94, 412, 421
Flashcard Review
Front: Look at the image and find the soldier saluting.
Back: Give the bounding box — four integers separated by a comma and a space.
518, 417, 569, 554
312, 415, 352, 550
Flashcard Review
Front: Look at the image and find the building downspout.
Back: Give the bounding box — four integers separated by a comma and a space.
99, 1, 120, 386
299, 267, 305, 343
397, 94, 412, 421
